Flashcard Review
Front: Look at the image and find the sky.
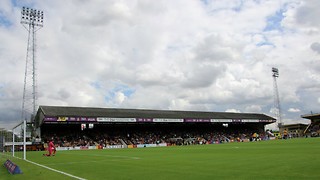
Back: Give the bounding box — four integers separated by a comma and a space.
0, 0, 319, 130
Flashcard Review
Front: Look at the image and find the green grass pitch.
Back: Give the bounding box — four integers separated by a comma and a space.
1, 138, 320, 180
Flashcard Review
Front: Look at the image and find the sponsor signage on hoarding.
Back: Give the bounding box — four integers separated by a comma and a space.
210, 119, 269, 123
184, 119, 210, 122
97, 118, 136, 122
259, 119, 276, 123
44, 116, 96, 122
57, 117, 67, 121
232, 119, 242, 122
44, 116, 274, 123
44, 117, 57, 121
242, 119, 260, 122
153, 119, 184, 122
68, 117, 96, 121
210, 119, 233, 122
136, 118, 153, 122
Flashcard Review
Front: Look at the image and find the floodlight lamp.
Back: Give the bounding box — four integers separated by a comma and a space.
272, 67, 279, 77
272, 67, 278, 73
21, 7, 44, 27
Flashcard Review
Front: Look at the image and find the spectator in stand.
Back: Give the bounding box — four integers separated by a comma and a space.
283, 129, 288, 139
252, 132, 258, 141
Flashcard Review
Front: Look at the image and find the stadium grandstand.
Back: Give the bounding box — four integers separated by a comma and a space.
30, 105, 276, 150
301, 113, 320, 137
279, 123, 308, 138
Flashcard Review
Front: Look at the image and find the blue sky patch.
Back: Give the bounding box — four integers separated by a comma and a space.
200, 0, 209, 6
90, 81, 101, 89
104, 84, 135, 103
0, 14, 12, 27
264, 9, 285, 32
232, 0, 244, 12
256, 41, 275, 47
0, 0, 36, 28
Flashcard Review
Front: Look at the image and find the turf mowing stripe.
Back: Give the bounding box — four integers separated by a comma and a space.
63, 152, 141, 159
25, 159, 87, 180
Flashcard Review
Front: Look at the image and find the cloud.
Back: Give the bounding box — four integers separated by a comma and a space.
310, 42, 320, 54
288, 108, 301, 113
294, 0, 320, 28
0, 0, 320, 130
245, 105, 262, 112
225, 109, 241, 113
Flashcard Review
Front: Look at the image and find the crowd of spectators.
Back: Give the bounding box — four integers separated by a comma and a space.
308, 121, 320, 137
41, 124, 269, 148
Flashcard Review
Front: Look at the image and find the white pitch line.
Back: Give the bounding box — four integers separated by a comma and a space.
25, 159, 87, 180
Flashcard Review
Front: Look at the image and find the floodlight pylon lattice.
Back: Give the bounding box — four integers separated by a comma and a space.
272, 67, 282, 128
20, 7, 44, 124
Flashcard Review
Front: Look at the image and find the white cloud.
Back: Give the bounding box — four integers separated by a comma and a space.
288, 108, 301, 113
245, 105, 262, 112
114, 91, 126, 104
0, 0, 319, 130
310, 42, 320, 54
225, 109, 241, 113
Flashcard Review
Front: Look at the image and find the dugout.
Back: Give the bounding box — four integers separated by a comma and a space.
34, 106, 276, 142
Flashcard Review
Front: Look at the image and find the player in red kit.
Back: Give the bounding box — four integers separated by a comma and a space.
43, 139, 56, 156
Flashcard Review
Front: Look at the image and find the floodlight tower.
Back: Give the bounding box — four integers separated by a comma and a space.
272, 67, 282, 128
20, 7, 44, 124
